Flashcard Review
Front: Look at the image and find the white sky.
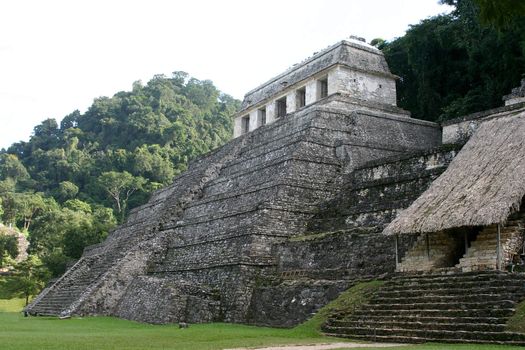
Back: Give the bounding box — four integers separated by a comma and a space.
0, 0, 452, 149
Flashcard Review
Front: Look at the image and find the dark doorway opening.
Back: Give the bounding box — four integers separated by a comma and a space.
449, 227, 482, 266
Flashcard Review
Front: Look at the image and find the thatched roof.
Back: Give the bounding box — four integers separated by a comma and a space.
384, 111, 525, 235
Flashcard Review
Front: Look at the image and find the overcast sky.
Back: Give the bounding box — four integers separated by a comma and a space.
0, 0, 452, 149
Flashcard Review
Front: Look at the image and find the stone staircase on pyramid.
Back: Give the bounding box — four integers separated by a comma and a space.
26, 137, 247, 317
323, 271, 525, 345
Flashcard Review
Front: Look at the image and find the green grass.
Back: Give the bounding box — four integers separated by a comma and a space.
508, 299, 525, 333
0, 297, 26, 312
1, 313, 524, 350
0, 276, 29, 312
0, 281, 524, 349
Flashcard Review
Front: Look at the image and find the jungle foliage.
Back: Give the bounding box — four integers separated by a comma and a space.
380, 0, 525, 122
0, 72, 238, 278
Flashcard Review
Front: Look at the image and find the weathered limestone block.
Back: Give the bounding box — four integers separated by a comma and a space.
247, 279, 351, 327
114, 276, 221, 324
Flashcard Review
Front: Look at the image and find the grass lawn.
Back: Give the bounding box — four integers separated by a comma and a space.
0, 297, 25, 312
0, 283, 524, 350
1, 312, 524, 350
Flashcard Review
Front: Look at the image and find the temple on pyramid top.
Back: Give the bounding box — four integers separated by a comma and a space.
234, 36, 399, 137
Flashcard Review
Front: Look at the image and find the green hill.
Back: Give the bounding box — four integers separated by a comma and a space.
0, 72, 239, 277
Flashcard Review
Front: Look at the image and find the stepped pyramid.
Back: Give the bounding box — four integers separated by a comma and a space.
27, 37, 442, 324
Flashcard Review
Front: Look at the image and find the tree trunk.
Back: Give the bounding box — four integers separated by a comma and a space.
24, 218, 31, 231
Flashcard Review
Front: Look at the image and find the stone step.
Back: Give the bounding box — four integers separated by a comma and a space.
385, 276, 525, 288
382, 282, 525, 293
327, 319, 507, 332
326, 271, 525, 345
370, 293, 522, 305
390, 270, 525, 280
469, 241, 512, 248
330, 314, 507, 325
322, 332, 525, 346
360, 299, 515, 312
323, 325, 525, 342
458, 257, 497, 264
351, 307, 515, 318
376, 286, 525, 298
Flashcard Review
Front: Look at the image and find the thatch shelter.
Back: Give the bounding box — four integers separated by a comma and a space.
384, 110, 525, 237
383, 109, 525, 272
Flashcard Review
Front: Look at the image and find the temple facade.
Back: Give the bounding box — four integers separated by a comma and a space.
234, 37, 397, 137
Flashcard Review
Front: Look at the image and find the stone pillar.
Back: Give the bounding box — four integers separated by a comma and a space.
287, 92, 297, 114
266, 101, 277, 124
305, 80, 318, 105
233, 116, 242, 138
394, 235, 399, 269
497, 224, 501, 270
327, 68, 341, 95
249, 110, 258, 131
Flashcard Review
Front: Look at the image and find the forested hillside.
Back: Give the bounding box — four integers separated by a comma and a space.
0, 72, 239, 277
381, 0, 525, 121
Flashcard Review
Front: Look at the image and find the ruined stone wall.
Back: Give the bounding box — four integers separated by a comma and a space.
442, 103, 525, 145
331, 65, 396, 106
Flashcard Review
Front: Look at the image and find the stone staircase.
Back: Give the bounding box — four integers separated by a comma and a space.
27, 237, 130, 316
323, 271, 525, 345
458, 220, 524, 271
26, 137, 249, 317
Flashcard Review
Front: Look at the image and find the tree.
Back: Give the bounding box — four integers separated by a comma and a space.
0, 71, 236, 278
442, 0, 525, 29
40, 248, 70, 278
30, 118, 60, 151
61, 209, 95, 258
133, 145, 175, 184
383, 0, 525, 122
63, 199, 91, 213
13, 192, 50, 231
55, 181, 79, 202
97, 171, 146, 222
5, 255, 49, 305
0, 154, 29, 182
370, 38, 386, 49
0, 234, 18, 267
